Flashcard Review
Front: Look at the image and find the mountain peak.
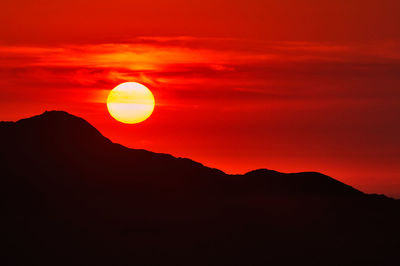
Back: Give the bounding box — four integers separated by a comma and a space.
0, 110, 111, 150
37, 110, 80, 119
19, 110, 91, 124
245, 168, 282, 176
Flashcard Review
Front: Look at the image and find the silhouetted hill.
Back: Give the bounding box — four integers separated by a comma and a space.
1, 111, 399, 266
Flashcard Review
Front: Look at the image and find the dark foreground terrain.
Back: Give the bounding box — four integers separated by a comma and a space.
1, 111, 399, 265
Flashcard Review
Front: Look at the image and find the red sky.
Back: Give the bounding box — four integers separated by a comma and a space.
1, 0, 400, 197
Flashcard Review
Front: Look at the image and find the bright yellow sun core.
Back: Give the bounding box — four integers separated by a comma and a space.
107, 82, 155, 124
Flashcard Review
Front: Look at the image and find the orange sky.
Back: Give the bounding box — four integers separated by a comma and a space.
1, 0, 400, 197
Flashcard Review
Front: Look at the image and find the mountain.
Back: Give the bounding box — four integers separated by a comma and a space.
1, 111, 399, 266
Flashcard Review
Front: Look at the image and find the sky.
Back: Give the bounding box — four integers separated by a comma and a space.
1, 0, 400, 196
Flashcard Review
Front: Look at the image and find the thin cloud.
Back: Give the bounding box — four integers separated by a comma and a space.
0, 38, 400, 108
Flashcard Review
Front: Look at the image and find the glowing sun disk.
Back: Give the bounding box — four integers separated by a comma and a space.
107, 82, 155, 124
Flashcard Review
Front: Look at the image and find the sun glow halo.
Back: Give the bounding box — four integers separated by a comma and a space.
107, 82, 155, 124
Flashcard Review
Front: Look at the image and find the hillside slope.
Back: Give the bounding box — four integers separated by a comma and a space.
1, 111, 399, 266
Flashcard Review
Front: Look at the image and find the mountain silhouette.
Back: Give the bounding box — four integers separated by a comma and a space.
1, 111, 399, 266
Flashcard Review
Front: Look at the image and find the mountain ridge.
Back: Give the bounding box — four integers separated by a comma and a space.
1, 110, 399, 266
0, 110, 373, 197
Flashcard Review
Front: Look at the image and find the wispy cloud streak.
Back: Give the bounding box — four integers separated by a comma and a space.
1, 37, 400, 108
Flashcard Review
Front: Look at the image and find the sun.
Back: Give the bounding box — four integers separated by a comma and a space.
107, 82, 155, 124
